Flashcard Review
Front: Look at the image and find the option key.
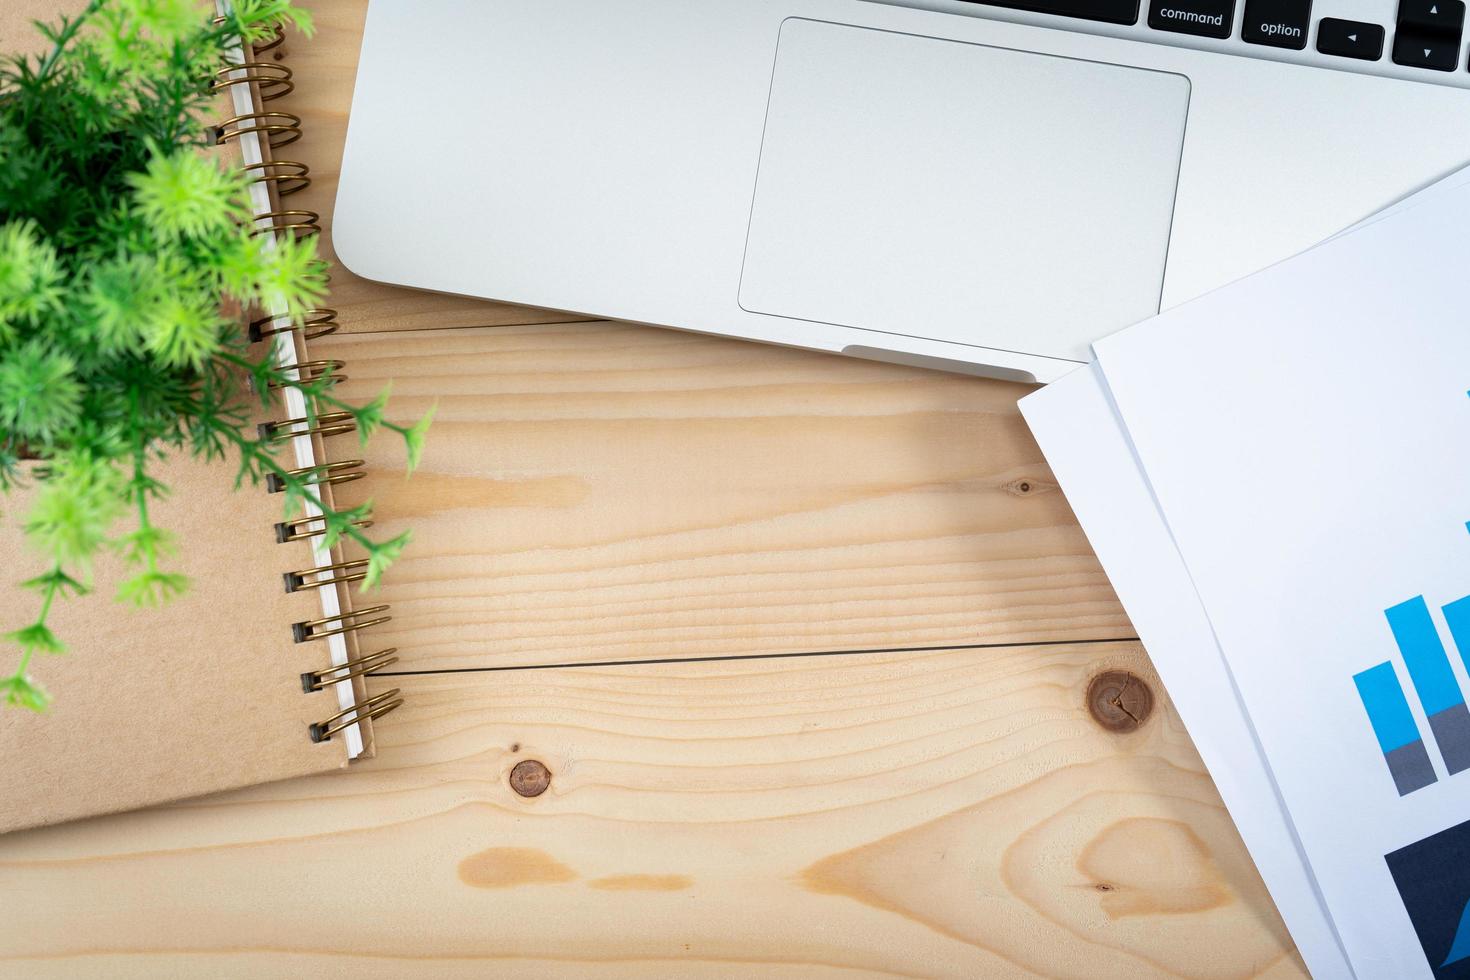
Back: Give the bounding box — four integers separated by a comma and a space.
1243, 0, 1311, 47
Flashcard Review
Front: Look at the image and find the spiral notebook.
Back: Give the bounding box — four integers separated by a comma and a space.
0, 7, 401, 834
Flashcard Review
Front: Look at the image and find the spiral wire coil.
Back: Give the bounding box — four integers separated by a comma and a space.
217, 18, 400, 741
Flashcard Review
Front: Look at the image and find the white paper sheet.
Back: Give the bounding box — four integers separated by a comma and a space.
1021, 364, 1353, 979
1091, 178, 1470, 979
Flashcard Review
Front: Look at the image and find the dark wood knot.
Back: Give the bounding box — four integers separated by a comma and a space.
1002, 477, 1057, 498
1086, 670, 1153, 733
509, 759, 551, 798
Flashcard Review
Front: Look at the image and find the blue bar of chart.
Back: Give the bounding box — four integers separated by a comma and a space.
1387, 596, 1470, 776
1354, 662, 1438, 796
1442, 595, 1470, 676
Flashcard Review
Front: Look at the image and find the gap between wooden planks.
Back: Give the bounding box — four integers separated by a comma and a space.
318, 321, 1131, 672
0, 640, 1304, 978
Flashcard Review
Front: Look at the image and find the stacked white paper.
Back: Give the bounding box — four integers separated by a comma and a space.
1022, 167, 1470, 980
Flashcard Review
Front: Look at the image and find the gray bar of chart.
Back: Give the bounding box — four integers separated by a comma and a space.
1387, 739, 1440, 796
1388, 597, 1470, 777
1429, 703, 1470, 775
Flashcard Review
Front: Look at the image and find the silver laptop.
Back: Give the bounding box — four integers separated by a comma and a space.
335, 0, 1470, 382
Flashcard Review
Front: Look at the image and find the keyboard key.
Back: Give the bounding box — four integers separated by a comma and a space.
1316, 18, 1384, 59
1392, 30, 1459, 68
1397, 0, 1465, 35
1149, 0, 1236, 37
1242, 0, 1311, 47
1393, 0, 1463, 70
957, 0, 1141, 26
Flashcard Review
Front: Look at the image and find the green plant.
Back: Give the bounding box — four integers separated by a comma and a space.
0, 0, 431, 711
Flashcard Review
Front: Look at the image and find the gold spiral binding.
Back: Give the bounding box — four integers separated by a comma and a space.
249, 208, 321, 238
274, 515, 373, 543
310, 688, 404, 743
249, 308, 337, 343
292, 604, 392, 644
240, 159, 310, 197
258, 411, 355, 443
302, 648, 399, 693
265, 459, 365, 493
212, 61, 294, 100
218, 17, 404, 743
253, 23, 286, 54
266, 359, 346, 389
215, 110, 302, 149
284, 557, 370, 594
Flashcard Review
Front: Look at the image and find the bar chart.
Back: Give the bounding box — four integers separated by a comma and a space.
1356, 594, 1470, 796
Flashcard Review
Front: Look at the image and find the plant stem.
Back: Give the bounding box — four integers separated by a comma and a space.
311, 387, 417, 439
32, 0, 103, 82
12, 565, 62, 679
129, 391, 159, 576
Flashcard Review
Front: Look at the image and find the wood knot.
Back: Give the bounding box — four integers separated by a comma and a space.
509, 759, 551, 798
1002, 477, 1057, 498
1086, 670, 1153, 733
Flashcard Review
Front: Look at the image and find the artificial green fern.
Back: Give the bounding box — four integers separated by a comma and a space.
0, 0, 430, 711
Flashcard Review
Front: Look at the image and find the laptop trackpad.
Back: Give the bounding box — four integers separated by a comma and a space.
739, 19, 1190, 363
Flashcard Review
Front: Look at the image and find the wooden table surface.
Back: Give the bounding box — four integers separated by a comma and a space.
0, 3, 1305, 976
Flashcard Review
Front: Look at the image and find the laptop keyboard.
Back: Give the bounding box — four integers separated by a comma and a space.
950, 0, 1469, 78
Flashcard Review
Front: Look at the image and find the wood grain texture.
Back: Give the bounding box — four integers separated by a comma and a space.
0, 641, 1304, 978
317, 321, 1131, 670
0, 6, 1296, 975
274, 0, 587, 334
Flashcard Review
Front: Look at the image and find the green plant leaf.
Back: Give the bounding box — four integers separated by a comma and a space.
255, 234, 328, 320
404, 405, 436, 475
116, 569, 189, 607
361, 530, 411, 591
231, 0, 315, 42
355, 386, 390, 446
117, 524, 177, 566
20, 567, 88, 598
0, 220, 63, 338
127, 0, 205, 41
320, 499, 373, 550
127, 147, 244, 242
84, 254, 155, 352
142, 292, 227, 372
23, 454, 124, 567
0, 339, 82, 444
0, 674, 50, 712
5, 621, 65, 656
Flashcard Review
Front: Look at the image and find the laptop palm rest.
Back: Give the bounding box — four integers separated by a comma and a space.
738, 19, 1191, 363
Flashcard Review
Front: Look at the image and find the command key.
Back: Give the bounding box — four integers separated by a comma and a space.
1149, 0, 1236, 38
